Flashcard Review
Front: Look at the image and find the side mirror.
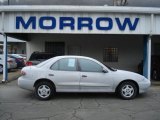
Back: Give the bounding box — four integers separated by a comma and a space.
102, 68, 108, 73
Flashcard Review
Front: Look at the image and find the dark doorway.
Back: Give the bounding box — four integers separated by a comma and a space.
45, 42, 65, 56
154, 43, 160, 55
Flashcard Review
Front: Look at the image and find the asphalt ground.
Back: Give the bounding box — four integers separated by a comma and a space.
0, 71, 160, 120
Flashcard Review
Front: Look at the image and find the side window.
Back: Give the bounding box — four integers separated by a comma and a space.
51, 58, 77, 71
51, 61, 59, 70
79, 58, 103, 72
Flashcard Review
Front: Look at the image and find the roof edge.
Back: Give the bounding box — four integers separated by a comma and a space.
0, 5, 160, 14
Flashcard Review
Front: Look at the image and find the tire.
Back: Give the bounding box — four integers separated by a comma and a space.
152, 70, 158, 80
118, 81, 138, 100
35, 81, 55, 100
0, 65, 3, 73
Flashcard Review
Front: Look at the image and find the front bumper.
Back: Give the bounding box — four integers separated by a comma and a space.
138, 79, 151, 93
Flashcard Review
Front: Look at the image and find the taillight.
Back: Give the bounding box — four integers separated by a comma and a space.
21, 70, 26, 76
26, 61, 33, 66
17, 58, 23, 61
7, 60, 13, 63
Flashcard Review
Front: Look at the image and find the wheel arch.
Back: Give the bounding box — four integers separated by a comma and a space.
34, 78, 56, 91
115, 79, 139, 94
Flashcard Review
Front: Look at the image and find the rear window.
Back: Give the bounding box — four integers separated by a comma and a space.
12, 54, 23, 58
29, 53, 55, 61
8, 54, 22, 58
36, 58, 53, 67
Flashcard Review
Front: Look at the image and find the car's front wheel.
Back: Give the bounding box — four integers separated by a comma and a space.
118, 81, 138, 100
35, 81, 55, 100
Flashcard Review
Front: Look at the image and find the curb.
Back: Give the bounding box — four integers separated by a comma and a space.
151, 82, 160, 86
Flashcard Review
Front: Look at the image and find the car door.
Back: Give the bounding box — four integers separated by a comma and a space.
78, 58, 114, 92
50, 58, 80, 92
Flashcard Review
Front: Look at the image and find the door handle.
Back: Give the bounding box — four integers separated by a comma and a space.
82, 75, 87, 77
49, 74, 54, 76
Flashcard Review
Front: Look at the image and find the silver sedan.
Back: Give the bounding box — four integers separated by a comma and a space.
18, 56, 150, 100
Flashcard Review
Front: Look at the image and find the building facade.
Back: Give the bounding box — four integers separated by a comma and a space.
0, 6, 160, 80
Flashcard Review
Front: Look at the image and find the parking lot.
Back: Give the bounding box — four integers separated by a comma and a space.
0, 69, 21, 83
0, 72, 160, 120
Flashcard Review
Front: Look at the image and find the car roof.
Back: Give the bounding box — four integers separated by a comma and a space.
9, 54, 23, 58
54, 55, 92, 59
53, 55, 99, 62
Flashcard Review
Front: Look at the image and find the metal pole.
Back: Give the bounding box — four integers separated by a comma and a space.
1, 12, 8, 82
143, 35, 151, 80
147, 36, 151, 80
2, 34, 8, 82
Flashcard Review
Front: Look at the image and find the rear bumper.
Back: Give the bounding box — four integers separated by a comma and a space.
8, 63, 17, 69
18, 77, 34, 91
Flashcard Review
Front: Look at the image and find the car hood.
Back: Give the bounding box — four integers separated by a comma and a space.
113, 69, 146, 82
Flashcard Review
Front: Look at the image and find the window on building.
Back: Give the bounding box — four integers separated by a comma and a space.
68, 46, 81, 55
103, 48, 118, 62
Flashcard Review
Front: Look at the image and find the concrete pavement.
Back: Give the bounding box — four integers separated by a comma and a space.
0, 79, 160, 120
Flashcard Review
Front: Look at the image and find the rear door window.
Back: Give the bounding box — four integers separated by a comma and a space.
51, 58, 77, 71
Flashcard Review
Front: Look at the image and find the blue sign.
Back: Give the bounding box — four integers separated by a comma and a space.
16, 16, 139, 31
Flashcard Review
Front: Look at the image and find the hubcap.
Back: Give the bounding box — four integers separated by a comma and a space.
121, 85, 134, 98
38, 85, 51, 98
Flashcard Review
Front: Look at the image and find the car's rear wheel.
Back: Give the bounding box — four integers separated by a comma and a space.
118, 81, 138, 100
35, 81, 55, 100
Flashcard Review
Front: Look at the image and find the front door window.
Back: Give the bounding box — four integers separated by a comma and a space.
79, 58, 103, 72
